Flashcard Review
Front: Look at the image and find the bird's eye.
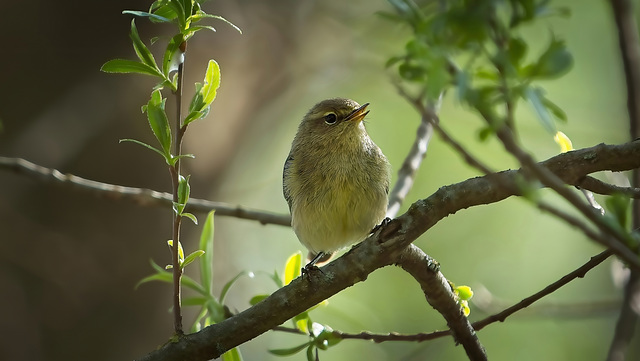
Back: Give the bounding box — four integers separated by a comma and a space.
323, 113, 337, 124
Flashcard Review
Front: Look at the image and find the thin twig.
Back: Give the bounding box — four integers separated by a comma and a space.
578, 176, 640, 198
0, 156, 292, 226
170, 56, 187, 335
386, 90, 437, 218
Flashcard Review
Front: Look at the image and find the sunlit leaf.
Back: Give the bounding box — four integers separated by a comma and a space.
101, 59, 163, 78
199, 211, 215, 293
181, 250, 205, 269
283, 251, 302, 285
553, 131, 573, 153
123, 10, 171, 23
144, 89, 172, 156
129, 20, 159, 69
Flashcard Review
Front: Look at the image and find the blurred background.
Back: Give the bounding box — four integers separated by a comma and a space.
0, 0, 638, 360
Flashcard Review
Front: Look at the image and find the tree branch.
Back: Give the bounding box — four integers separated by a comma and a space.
397, 245, 487, 360
0, 156, 291, 226
577, 176, 640, 198
136, 140, 640, 361
607, 0, 640, 359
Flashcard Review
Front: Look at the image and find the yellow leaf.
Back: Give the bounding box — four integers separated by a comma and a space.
553, 131, 573, 153
283, 251, 302, 285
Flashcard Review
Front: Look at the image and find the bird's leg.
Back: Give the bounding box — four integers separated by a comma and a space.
302, 252, 327, 277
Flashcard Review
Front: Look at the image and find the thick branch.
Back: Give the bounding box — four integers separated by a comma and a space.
136, 140, 640, 361
397, 245, 487, 360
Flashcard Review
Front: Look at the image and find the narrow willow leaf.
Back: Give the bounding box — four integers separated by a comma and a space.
199, 211, 215, 294
220, 271, 254, 304
101, 59, 163, 78
182, 212, 198, 224
269, 342, 312, 356
192, 13, 242, 33
182, 296, 208, 306
524, 86, 556, 134
145, 89, 172, 156
122, 10, 171, 22
119, 138, 167, 159
135, 272, 172, 289
283, 251, 302, 286
129, 20, 159, 69
182, 250, 205, 269
177, 174, 191, 206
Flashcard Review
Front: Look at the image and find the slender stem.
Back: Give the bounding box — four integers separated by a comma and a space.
170, 45, 187, 335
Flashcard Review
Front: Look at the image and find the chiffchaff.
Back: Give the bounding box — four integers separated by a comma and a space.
283, 98, 391, 267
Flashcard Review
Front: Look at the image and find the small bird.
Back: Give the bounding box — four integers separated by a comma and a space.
283, 98, 391, 268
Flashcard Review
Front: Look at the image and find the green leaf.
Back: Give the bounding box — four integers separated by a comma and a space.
162, 34, 185, 76
177, 174, 191, 206
119, 138, 167, 159
182, 212, 198, 224
306, 344, 315, 361
144, 89, 172, 156
190, 13, 242, 34
101, 59, 163, 78
199, 211, 215, 293
283, 251, 302, 286
269, 342, 312, 356
183, 296, 208, 306
135, 271, 172, 289
249, 294, 268, 306
605, 193, 631, 230
220, 271, 255, 304
129, 20, 159, 69
523, 36, 573, 79
507, 36, 527, 66
221, 347, 243, 361
185, 60, 221, 126
181, 250, 205, 269
542, 97, 568, 122
123, 10, 171, 23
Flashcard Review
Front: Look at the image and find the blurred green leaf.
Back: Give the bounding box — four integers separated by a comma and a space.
524, 86, 556, 133
199, 211, 215, 293
221, 347, 243, 361
605, 194, 631, 231
523, 36, 573, 79
269, 342, 312, 356
507, 36, 527, 66
220, 271, 254, 304
183, 296, 207, 306
306, 344, 315, 361
249, 294, 268, 306
181, 212, 198, 224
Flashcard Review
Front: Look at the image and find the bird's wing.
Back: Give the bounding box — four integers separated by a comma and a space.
283, 153, 294, 211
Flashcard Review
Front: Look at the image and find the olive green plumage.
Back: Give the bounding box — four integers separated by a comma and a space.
283, 98, 391, 264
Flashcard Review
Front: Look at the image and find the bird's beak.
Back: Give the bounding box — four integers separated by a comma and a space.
344, 103, 370, 123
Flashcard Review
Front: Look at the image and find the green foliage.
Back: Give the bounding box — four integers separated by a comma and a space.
383, 0, 573, 134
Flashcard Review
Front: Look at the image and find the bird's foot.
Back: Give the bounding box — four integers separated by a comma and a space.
370, 217, 392, 234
